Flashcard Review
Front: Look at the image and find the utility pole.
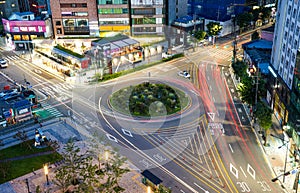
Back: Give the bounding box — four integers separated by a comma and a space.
232, 14, 237, 63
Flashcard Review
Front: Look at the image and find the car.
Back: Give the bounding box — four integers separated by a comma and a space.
0, 58, 8, 68
2, 92, 19, 100
0, 89, 18, 98
178, 70, 191, 79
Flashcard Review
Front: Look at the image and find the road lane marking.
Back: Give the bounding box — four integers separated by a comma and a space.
240, 166, 247, 177
122, 128, 133, 137
230, 163, 239, 179
193, 182, 209, 193
247, 164, 255, 180
228, 144, 234, 153
106, 134, 118, 143
98, 97, 200, 193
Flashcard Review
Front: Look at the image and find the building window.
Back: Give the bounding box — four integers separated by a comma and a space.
291, 22, 294, 31
294, 40, 298, 49
293, 53, 296, 62
82, 3, 87, 7
281, 55, 284, 64
56, 21, 61, 26
290, 66, 294, 74
287, 48, 291, 57
289, 35, 292, 44
57, 28, 62, 34
296, 26, 300, 36
293, 9, 296, 18
71, 3, 76, 7
284, 31, 287, 39
286, 19, 289, 28
288, 5, 291, 15
283, 44, 285, 52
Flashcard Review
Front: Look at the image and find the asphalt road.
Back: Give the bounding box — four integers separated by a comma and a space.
0, 41, 283, 193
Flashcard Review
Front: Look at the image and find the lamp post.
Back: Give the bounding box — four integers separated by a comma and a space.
270, 133, 290, 183
43, 164, 49, 185
25, 178, 31, 193
105, 150, 109, 171
147, 186, 151, 193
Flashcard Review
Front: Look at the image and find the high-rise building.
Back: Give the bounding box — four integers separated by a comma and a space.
269, 0, 300, 125
187, 0, 246, 22
166, 0, 188, 25
0, 0, 20, 20
97, 0, 130, 35
50, 0, 99, 37
130, 0, 165, 36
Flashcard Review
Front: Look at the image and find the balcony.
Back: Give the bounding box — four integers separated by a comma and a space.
64, 26, 90, 35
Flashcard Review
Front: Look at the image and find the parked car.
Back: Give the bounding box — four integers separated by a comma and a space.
2, 92, 19, 100
178, 70, 191, 79
0, 89, 18, 98
0, 58, 8, 68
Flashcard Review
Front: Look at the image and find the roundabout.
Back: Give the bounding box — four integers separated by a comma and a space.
109, 81, 190, 118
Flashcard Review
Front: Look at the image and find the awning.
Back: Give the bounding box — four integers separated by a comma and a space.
141, 170, 162, 185
122, 38, 139, 46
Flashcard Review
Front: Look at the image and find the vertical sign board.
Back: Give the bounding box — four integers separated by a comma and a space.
97, 44, 111, 69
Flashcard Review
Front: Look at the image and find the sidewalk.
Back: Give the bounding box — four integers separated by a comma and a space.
224, 66, 297, 193
0, 117, 147, 193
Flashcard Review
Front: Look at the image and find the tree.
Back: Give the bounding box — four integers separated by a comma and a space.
236, 12, 253, 33
13, 130, 32, 150
206, 22, 222, 42
193, 30, 207, 41
251, 31, 260, 40
54, 138, 130, 193
253, 101, 272, 146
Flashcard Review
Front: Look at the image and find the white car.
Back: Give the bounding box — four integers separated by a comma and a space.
0, 58, 8, 68
178, 70, 191, 79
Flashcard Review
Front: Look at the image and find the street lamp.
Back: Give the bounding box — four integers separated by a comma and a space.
43, 164, 49, 185
25, 178, 31, 193
147, 186, 151, 193
270, 133, 290, 183
104, 150, 109, 170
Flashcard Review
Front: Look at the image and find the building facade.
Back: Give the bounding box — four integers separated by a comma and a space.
0, 0, 20, 20
269, 0, 300, 125
130, 0, 165, 36
166, 0, 188, 25
2, 12, 52, 50
50, 0, 99, 38
97, 0, 130, 35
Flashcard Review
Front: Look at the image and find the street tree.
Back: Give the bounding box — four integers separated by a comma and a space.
236, 12, 253, 33
251, 31, 260, 40
206, 22, 222, 36
193, 30, 207, 41
13, 130, 32, 150
253, 101, 272, 146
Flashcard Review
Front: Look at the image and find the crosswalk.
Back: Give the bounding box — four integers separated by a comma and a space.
198, 47, 233, 59
35, 82, 74, 99
39, 100, 63, 117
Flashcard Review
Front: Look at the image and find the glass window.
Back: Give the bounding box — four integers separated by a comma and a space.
57, 28, 62, 34
56, 21, 61, 26
14, 35, 21, 41
63, 19, 75, 27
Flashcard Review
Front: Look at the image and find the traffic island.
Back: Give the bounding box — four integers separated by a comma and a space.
109, 82, 190, 118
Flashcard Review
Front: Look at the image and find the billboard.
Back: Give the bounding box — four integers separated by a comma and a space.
2, 19, 47, 33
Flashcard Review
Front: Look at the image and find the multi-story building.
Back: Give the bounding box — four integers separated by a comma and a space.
50, 0, 99, 37
0, 0, 20, 20
187, 0, 247, 36
166, 0, 188, 25
97, 0, 130, 36
2, 11, 52, 50
130, 0, 165, 36
269, 0, 300, 127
